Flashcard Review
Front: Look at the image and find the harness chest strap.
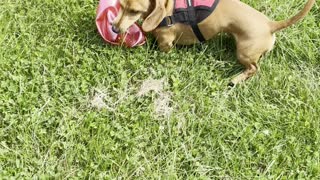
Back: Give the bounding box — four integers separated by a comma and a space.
158, 0, 220, 42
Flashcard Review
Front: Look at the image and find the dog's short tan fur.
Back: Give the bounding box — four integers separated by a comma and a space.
113, 0, 315, 85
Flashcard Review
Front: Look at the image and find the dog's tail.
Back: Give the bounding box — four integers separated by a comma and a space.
270, 0, 315, 33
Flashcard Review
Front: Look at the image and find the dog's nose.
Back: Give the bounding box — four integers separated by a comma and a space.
112, 25, 120, 34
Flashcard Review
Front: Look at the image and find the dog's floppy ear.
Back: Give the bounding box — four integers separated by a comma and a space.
142, 0, 166, 32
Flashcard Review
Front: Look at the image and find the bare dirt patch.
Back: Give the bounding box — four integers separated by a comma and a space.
137, 78, 173, 118
137, 79, 165, 97
89, 78, 173, 117
90, 89, 115, 111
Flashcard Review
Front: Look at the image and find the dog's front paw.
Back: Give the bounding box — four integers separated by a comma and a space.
159, 42, 173, 53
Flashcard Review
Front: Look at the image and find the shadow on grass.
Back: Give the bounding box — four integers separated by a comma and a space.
176, 34, 243, 79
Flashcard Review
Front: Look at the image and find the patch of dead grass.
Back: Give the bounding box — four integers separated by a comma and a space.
137, 78, 173, 118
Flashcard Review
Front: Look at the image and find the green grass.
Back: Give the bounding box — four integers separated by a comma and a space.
0, 0, 319, 178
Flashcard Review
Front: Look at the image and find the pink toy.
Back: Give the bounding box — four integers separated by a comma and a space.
96, 0, 146, 47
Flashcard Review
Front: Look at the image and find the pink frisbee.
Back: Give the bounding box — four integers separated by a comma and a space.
96, 0, 146, 47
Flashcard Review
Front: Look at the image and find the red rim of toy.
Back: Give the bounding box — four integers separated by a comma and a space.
96, 0, 146, 47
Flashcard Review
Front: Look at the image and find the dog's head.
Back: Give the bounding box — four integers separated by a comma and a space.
112, 0, 167, 33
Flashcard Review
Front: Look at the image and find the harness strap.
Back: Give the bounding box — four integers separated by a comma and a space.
186, 0, 206, 42
157, 0, 206, 42
158, 12, 189, 27
191, 25, 205, 42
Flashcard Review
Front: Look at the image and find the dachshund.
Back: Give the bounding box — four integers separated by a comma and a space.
112, 0, 315, 85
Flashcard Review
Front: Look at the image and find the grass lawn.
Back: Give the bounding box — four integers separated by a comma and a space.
0, 0, 319, 178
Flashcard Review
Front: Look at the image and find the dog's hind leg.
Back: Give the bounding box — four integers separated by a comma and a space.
230, 46, 262, 85
230, 56, 259, 86
230, 35, 276, 86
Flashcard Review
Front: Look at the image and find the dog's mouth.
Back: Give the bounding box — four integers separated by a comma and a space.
111, 23, 132, 34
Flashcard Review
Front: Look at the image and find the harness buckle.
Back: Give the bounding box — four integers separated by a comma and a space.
165, 16, 174, 26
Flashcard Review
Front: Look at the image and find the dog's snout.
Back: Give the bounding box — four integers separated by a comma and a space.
112, 25, 120, 34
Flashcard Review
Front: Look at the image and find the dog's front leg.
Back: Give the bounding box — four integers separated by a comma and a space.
154, 29, 176, 53
158, 41, 173, 52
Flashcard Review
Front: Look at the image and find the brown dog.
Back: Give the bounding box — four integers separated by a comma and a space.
112, 0, 315, 85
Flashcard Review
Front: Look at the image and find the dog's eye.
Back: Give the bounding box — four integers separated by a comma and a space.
127, 9, 140, 14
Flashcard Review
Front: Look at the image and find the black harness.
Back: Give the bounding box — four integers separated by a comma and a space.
158, 0, 220, 42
